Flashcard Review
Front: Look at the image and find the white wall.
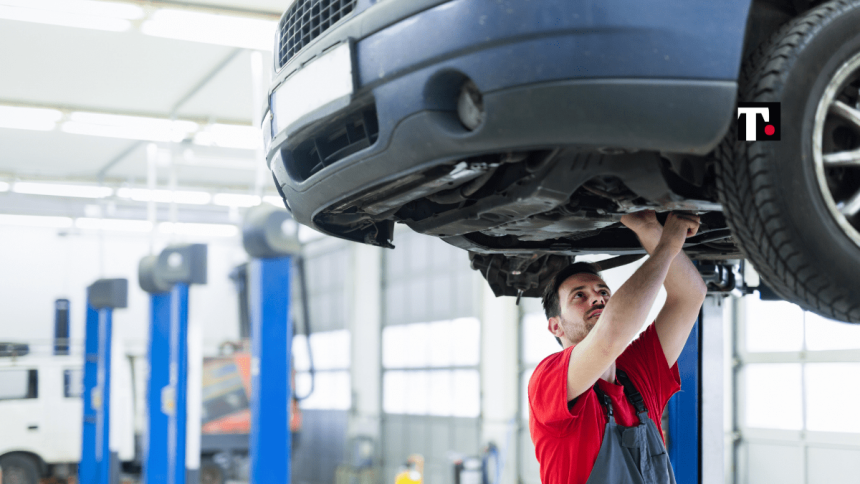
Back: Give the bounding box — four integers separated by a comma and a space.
0, 225, 248, 357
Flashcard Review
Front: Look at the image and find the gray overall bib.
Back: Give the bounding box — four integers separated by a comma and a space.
584, 370, 676, 484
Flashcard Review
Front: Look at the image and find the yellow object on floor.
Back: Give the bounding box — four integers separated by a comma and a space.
394, 454, 424, 484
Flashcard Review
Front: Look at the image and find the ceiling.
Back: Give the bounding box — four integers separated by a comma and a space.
0, 0, 295, 224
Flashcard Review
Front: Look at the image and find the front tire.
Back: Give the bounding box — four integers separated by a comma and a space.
717, 0, 860, 322
0, 455, 40, 484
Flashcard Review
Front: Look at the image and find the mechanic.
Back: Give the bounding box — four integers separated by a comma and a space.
528, 210, 707, 484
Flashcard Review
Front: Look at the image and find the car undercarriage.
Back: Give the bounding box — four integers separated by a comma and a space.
312, 148, 741, 297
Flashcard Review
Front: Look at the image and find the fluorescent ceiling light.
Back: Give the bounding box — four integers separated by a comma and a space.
14, 182, 113, 199
0, 214, 73, 228
63, 112, 198, 143
0, 0, 143, 32
159, 222, 237, 238
0, 105, 62, 131
76, 217, 153, 232
263, 196, 284, 207
194, 124, 263, 150
213, 193, 261, 208
0, 181, 9, 192
116, 187, 211, 205
142, 9, 276, 51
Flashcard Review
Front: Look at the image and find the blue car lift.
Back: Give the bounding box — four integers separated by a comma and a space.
139, 245, 208, 484
666, 285, 726, 484
242, 204, 301, 484
80, 278, 128, 484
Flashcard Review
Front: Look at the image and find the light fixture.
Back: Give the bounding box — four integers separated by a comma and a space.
0, 181, 9, 192
263, 196, 284, 207
75, 217, 153, 232
62, 112, 198, 143
141, 9, 276, 51
0, 105, 62, 132
116, 187, 211, 205
0, 0, 144, 32
212, 193, 261, 208
0, 213, 73, 228
159, 222, 238, 238
13, 182, 113, 199
193, 124, 263, 150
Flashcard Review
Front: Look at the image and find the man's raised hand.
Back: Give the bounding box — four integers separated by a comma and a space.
657, 212, 700, 256
620, 209, 661, 235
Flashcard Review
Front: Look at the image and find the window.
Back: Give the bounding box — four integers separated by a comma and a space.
293, 329, 350, 410
804, 363, 860, 433
743, 363, 803, 430
0, 369, 38, 400
736, 295, 860, 484
745, 299, 804, 352
64, 368, 83, 398
521, 310, 563, 420
382, 318, 481, 417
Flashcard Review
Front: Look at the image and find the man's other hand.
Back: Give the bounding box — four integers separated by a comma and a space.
657, 212, 700, 255
620, 210, 662, 235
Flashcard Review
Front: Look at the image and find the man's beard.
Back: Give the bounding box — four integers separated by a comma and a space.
562, 306, 603, 344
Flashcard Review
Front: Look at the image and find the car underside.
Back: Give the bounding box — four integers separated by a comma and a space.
268, 0, 860, 323
313, 147, 740, 297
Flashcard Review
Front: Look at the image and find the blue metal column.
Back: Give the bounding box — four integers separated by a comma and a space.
144, 293, 172, 484
80, 279, 128, 484
168, 283, 190, 484
667, 314, 700, 484
96, 307, 114, 484
248, 257, 292, 484
80, 303, 100, 484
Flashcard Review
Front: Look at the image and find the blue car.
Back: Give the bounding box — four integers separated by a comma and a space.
264, 0, 860, 324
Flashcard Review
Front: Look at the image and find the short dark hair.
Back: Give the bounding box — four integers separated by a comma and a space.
541, 262, 602, 347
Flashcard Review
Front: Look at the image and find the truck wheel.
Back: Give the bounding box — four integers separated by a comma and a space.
0, 455, 39, 484
716, 0, 860, 323
200, 462, 226, 484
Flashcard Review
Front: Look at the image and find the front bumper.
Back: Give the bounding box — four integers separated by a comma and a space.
266, 0, 751, 244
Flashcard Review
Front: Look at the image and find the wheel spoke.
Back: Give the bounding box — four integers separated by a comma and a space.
840, 188, 860, 217
823, 148, 860, 167
829, 100, 860, 131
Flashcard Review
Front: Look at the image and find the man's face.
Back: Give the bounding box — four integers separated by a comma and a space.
550, 272, 612, 346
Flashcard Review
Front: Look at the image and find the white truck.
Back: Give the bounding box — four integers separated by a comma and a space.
0, 346, 134, 484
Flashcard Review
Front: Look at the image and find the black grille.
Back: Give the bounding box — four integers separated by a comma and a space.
278, 0, 357, 69
284, 106, 379, 181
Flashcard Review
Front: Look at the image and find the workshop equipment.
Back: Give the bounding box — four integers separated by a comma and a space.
79, 278, 128, 484
241, 204, 300, 484
156, 244, 208, 484
139, 254, 173, 484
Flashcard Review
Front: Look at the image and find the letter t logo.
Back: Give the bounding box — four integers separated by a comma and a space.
738, 107, 769, 141
737, 102, 781, 141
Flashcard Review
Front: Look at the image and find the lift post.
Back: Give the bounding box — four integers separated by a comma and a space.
154, 244, 208, 484
667, 263, 731, 484
242, 205, 301, 484
139, 255, 175, 484
79, 278, 128, 484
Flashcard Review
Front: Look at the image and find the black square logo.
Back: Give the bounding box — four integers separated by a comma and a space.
737, 102, 781, 141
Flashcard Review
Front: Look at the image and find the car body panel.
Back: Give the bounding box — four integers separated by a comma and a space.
267, 0, 754, 247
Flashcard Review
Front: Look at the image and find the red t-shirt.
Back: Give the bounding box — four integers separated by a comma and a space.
528, 323, 681, 484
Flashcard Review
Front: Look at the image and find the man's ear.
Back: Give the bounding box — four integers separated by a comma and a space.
547, 316, 564, 339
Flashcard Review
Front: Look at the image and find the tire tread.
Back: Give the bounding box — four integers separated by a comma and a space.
717, 0, 860, 323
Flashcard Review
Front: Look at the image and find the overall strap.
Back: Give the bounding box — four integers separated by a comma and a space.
592, 383, 614, 418
615, 369, 647, 415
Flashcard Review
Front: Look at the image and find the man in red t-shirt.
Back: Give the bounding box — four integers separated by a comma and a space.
528, 211, 707, 484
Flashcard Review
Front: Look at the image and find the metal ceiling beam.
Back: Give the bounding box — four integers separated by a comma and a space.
126, 0, 283, 18
0, 99, 250, 127
97, 141, 146, 181
170, 48, 244, 118
93, 47, 247, 179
